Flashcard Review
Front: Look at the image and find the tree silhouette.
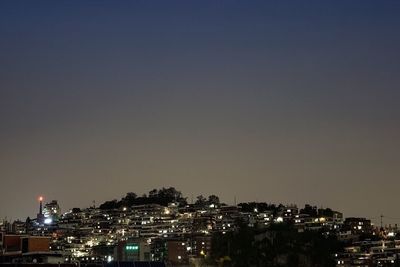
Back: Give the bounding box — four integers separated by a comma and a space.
99, 187, 187, 209
211, 222, 341, 267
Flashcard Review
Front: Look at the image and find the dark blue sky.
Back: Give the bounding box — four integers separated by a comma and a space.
1, 1, 400, 224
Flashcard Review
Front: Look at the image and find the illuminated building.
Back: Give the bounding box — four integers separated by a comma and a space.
43, 200, 61, 223
343, 217, 373, 235
114, 239, 151, 261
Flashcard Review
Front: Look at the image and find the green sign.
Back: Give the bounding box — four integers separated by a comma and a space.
126, 245, 139, 251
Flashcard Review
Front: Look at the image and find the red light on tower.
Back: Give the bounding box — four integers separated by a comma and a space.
38, 196, 44, 202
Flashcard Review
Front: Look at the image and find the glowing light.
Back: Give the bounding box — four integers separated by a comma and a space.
44, 218, 53, 224
126, 245, 139, 251
38, 196, 44, 202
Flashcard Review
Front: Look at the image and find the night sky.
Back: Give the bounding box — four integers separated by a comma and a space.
1, 1, 400, 224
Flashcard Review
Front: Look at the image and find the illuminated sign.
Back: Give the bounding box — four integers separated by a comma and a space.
126, 245, 139, 251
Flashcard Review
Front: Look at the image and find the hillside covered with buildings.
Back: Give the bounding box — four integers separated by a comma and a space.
1, 188, 399, 267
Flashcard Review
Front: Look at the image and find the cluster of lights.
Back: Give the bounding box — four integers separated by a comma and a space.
126, 245, 139, 251
35, 195, 354, 264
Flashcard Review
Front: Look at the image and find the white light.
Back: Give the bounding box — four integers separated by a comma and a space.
44, 218, 52, 224
276, 217, 283, 223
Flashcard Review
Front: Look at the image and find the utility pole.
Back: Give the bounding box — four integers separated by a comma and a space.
381, 214, 384, 230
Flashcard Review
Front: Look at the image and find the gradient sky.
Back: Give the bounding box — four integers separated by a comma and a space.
1, 1, 400, 225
